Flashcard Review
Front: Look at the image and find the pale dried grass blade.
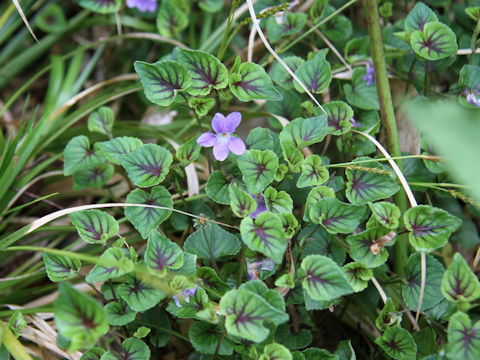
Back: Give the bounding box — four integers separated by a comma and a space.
11, 0, 39, 42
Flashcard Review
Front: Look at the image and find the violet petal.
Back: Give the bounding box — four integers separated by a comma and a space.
213, 142, 229, 161
197, 132, 217, 147
228, 137, 246, 155
211, 113, 228, 134
224, 111, 242, 133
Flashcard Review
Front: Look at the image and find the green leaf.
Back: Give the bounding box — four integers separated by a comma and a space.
166, 286, 215, 322
86, 248, 134, 282
119, 144, 172, 187
375, 298, 399, 332
324, 101, 354, 136
54, 283, 109, 351
43, 253, 81, 282
404, 2, 438, 33
64, 135, 105, 176
275, 324, 312, 350
260, 343, 293, 360
368, 202, 400, 229
342, 262, 373, 292
266, 12, 306, 42
403, 253, 445, 311
197, 266, 231, 298
466, 6, 480, 22
104, 300, 136, 326
237, 150, 279, 194
264, 187, 293, 215
219, 288, 288, 342
246, 127, 274, 151
345, 158, 400, 205
36, 4, 67, 33
88, 106, 114, 136
145, 230, 183, 276
81, 347, 105, 360
447, 312, 480, 360
441, 253, 480, 304
176, 135, 202, 166
198, 0, 223, 12
8, 310, 26, 338
297, 155, 329, 188
411, 22, 458, 61
125, 186, 172, 238
229, 62, 282, 101
134, 60, 191, 107
404, 205, 462, 252
280, 116, 328, 149
301, 255, 353, 301
70, 209, 119, 244
300, 224, 346, 265
156, 1, 188, 37
188, 97, 216, 117
100, 338, 150, 360
117, 274, 167, 312
95, 137, 143, 165
269, 56, 305, 90
75, 0, 120, 14
240, 212, 286, 264
334, 340, 356, 360
310, 198, 367, 234
346, 227, 394, 268
189, 322, 234, 355
133, 326, 150, 339
375, 327, 417, 360
294, 52, 332, 94
73, 163, 114, 190
184, 223, 241, 260
281, 140, 304, 173
171, 251, 197, 277
304, 186, 335, 222
344, 68, 380, 110
175, 48, 228, 96
206, 170, 230, 205
302, 348, 338, 360
320, 6, 352, 42
412, 327, 436, 357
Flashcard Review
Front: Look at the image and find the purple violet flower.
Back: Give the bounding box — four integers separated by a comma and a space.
197, 112, 246, 161
465, 85, 480, 107
126, 0, 157, 12
348, 117, 360, 128
172, 285, 198, 308
363, 61, 375, 86
250, 193, 267, 219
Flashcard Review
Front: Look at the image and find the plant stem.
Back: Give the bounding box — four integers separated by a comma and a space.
364, 0, 408, 274
469, 21, 480, 64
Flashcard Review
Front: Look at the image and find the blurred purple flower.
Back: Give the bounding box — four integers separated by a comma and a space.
348, 117, 360, 128
197, 112, 246, 161
172, 285, 198, 308
465, 85, 480, 107
363, 61, 375, 86
126, 0, 157, 12
250, 193, 267, 219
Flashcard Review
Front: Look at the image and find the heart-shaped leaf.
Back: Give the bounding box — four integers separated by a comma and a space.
266, 12, 306, 42
95, 137, 143, 165
335, 340, 356, 360
275, 324, 312, 350
145, 230, 183, 276
342, 262, 372, 292
175, 48, 228, 96
310, 198, 367, 234
300, 224, 346, 265
240, 212, 286, 264
73, 163, 114, 191
404, 2, 438, 33
324, 101, 354, 136
197, 267, 231, 299
297, 155, 329, 188
125, 186, 172, 238
86, 248, 134, 283
189, 321, 234, 355
75, 0, 120, 14
347, 227, 394, 268
70, 209, 119, 244
261, 343, 293, 360
269, 56, 304, 90
345, 158, 400, 205
118, 274, 167, 312
176, 135, 201, 167
54, 283, 109, 351
304, 186, 335, 222
64, 135, 105, 176
320, 6, 352, 42
156, 2, 188, 37
170, 252, 197, 277
206, 170, 230, 205
368, 201, 401, 229
302, 348, 337, 360
411, 22, 458, 61
246, 127, 275, 151
229, 62, 282, 101
101, 338, 150, 360
119, 144, 173, 188
79, 347, 105, 360
88, 106, 114, 136
447, 312, 480, 360
240, 280, 286, 312
403, 253, 444, 311
375, 327, 417, 360
43, 253, 81, 282
228, 184, 257, 218
188, 97, 216, 116
375, 298, 398, 332
104, 299, 136, 326
264, 187, 293, 215
294, 52, 332, 94
280, 116, 328, 149
237, 150, 279, 194
441, 253, 480, 304
344, 68, 380, 110
184, 223, 241, 260
466, 6, 480, 22
404, 205, 462, 252
219, 288, 289, 342
301, 255, 353, 302
281, 140, 304, 173
134, 60, 191, 106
